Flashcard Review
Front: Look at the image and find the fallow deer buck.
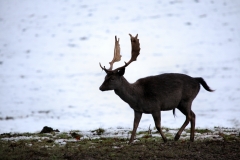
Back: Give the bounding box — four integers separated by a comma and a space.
99, 34, 214, 144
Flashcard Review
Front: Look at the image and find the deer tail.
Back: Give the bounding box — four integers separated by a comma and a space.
195, 77, 214, 92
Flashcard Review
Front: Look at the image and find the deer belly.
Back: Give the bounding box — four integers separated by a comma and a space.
161, 98, 181, 111
129, 103, 156, 114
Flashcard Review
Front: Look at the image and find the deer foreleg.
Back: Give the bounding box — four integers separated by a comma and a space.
129, 111, 142, 144
152, 111, 167, 143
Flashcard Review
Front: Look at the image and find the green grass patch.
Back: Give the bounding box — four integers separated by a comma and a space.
195, 128, 212, 134
91, 128, 105, 135
55, 132, 71, 139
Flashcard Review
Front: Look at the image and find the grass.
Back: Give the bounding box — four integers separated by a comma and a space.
91, 128, 105, 135
0, 127, 239, 159
55, 132, 71, 139
194, 128, 212, 134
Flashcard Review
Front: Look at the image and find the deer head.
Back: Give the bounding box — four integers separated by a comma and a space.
99, 34, 140, 91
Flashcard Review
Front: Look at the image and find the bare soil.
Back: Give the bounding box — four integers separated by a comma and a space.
0, 127, 239, 160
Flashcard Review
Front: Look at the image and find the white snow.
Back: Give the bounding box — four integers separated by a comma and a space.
0, 0, 240, 133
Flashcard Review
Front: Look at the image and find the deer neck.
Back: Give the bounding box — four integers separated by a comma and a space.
114, 76, 137, 106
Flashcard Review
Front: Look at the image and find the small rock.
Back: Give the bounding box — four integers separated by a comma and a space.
40, 126, 59, 133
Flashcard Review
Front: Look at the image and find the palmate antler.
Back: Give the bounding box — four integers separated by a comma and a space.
99, 36, 121, 71
99, 34, 140, 73
109, 36, 121, 70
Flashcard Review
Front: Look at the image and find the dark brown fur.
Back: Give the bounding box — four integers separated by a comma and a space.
100, 68, 214, 144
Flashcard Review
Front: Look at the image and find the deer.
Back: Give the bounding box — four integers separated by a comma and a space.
99, 34, 214, 144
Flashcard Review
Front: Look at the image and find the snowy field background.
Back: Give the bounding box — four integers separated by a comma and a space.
0, 0, 239, 133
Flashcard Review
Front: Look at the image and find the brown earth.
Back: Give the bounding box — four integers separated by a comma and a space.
0, 132, 239, 160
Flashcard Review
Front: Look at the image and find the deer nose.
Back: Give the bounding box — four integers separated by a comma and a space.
99, 85, 104, 91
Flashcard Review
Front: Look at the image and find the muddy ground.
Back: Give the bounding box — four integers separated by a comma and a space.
0, 127, 239, 159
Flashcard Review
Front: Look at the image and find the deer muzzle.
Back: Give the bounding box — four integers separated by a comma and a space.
99, 85, 105, 91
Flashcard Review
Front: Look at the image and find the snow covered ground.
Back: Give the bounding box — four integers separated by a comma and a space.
0, 0, 239, 133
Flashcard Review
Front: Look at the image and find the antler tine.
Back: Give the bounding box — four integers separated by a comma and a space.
99, 62, 108, 72
113, 33, 140, 71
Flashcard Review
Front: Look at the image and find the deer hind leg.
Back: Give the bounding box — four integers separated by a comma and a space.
129, 111, 142, 144
174, 102, 195, 141
189, 110, 196, 141
152, 111, 167, 143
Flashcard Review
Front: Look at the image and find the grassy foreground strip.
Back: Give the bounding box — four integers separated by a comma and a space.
0, 127, 239, 159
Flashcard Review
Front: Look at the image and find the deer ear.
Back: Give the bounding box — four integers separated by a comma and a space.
117, 67, 125, 76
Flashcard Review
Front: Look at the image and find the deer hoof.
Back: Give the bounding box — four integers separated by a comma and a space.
128, 140, 134, 145
174, 134, 180, 141
163, 139, 167, 143
190, 137, 194, 142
